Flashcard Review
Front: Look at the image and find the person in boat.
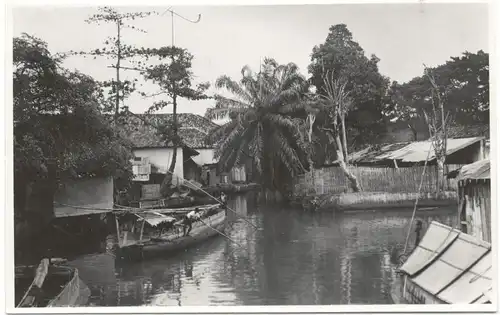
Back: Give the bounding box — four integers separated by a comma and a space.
182, 208, 202, 236
414, 220, 423, 247
220, 192, 228, 208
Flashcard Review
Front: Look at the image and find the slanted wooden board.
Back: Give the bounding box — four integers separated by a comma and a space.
33, 259, 49, 288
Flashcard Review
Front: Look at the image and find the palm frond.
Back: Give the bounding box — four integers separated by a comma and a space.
215, 75, 253, 104
205, 120, 237, 145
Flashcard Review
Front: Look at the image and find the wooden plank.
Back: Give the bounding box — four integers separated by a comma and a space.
139, 220, 146, 241
115, 216, 121, 247
33, 259, 49, 288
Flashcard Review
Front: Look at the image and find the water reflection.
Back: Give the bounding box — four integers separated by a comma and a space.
69, 195, 457, 306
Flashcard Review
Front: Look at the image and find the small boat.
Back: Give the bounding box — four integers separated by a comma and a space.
15, 258, 90, 307
114, 204, 226, 261
394, 221, 493, 304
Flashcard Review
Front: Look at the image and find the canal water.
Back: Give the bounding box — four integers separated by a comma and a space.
65, 193, 457, 306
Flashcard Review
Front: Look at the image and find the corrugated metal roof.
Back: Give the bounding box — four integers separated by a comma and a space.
55, 206, 111, 218
400, 221, 493, 304
350, 137, 484, 164
438, 252, 493, 304
136, 211, 176, 227
482, 287, 494, 303
456, 159, 490, 181
412, 232, 490, 295
400, 222, 459, 276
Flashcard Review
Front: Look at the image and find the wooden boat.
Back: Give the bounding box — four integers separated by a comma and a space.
15, 258, 90, 307
114, 204, 226, 261
394, 221, 493, 304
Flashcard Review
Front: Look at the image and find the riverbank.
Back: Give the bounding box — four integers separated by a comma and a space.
203, 183, 261, 195
293, 191, 457, 211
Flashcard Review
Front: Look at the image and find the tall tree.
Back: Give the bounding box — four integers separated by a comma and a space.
422, 66, 449, 194
313, 71, 361, 192
71, 7, 158, 118
139, 46, 209, 196
309, 24, 390, 147
386, 50, 489, 127
14, 34, 133, 234
205, 58, 310, 194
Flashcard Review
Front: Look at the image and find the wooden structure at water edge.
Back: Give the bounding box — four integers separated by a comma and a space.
449, 159, 491, 242
396, 221, 493, 304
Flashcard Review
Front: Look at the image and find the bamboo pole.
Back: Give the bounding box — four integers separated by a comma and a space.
115, 215, 121, 247
139, 220, 146, 242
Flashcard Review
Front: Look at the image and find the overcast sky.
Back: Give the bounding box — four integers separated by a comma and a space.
13, 4, 489, 118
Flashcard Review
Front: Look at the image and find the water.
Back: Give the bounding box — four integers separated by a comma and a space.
66, 193, 457, 306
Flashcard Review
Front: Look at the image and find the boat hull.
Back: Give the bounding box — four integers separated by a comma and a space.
15, 265, 90, 308
116, 209, 227, 262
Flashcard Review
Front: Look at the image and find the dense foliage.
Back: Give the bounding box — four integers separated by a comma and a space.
14, 34, 134, 216
386, 50, 489, 127
308, 24, 391, 147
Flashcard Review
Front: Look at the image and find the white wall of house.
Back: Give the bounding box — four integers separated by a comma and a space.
191, 148, 218, 166
484, 140, 490, 160
54, 176, 114, 217
230, 165, 247, 182
133, 147, 184, 183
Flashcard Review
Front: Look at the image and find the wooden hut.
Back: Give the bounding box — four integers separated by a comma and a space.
452, 159, 491, 243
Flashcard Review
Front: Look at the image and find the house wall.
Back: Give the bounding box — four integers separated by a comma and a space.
484, 141, 490, 159
231, 165, 247, 183
446, 140, 485, 164
133, 147, 184, 185
459, 180, 491, 242
191, 148, 217, 166
201, 166, 220, 187
184, 158, 201, 183
53, 177, 114, 217
403, 276, 445, 304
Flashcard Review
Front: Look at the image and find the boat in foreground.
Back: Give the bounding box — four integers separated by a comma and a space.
15, 258, 90, 307
393, 221, 493, 304
114, 204, 226, 261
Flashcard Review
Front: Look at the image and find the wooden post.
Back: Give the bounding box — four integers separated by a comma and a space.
34, 259, 50, 288
115, 215, 121, 247
139, 220, 145, 242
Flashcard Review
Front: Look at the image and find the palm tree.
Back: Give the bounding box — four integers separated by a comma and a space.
205, 58, 310, 194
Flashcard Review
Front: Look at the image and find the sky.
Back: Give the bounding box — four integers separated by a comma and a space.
12, 3, 489, 119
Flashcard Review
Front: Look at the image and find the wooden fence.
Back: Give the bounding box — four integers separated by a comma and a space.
294, 164, 464, 195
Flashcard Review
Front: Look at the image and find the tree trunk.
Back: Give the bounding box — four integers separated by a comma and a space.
160, 94, 178, 197
436, 157, 445, 194
335, 134, 361, 192
408, 124, 418, 141
307, 143, 316, 194
340, 116, 349, 161
115, 21, 121, 119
